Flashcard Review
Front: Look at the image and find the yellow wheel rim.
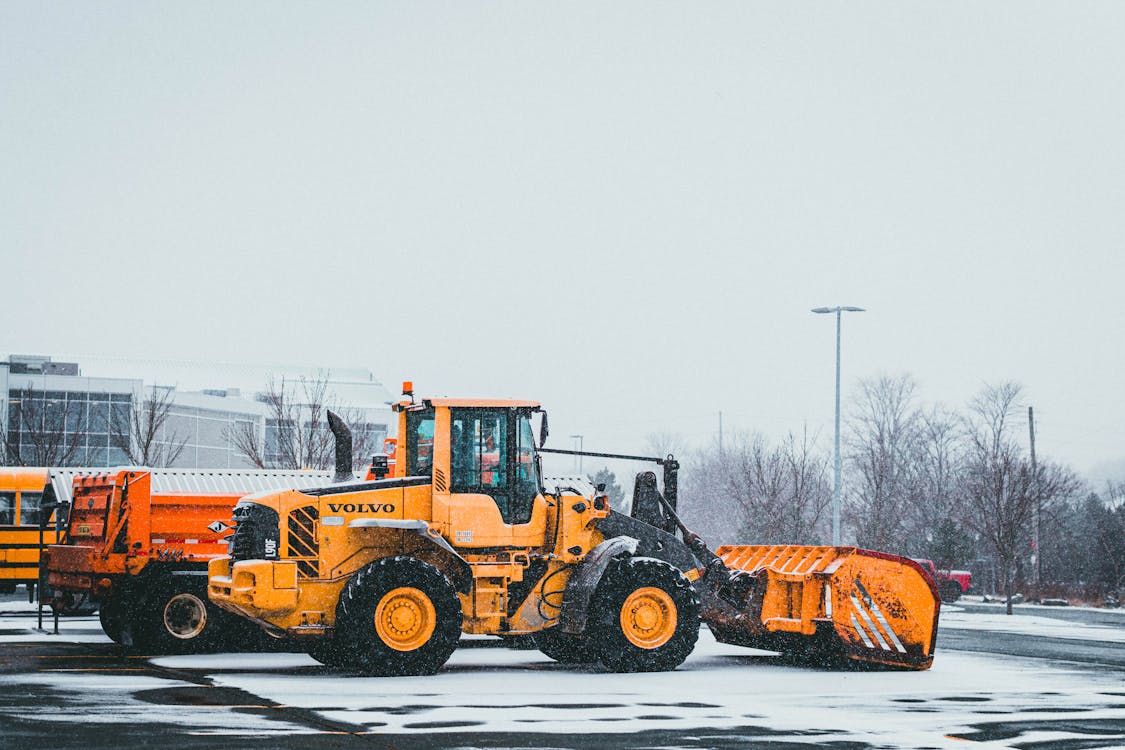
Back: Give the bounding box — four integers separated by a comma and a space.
620, 586, 677, 649
374, 587, 437, 651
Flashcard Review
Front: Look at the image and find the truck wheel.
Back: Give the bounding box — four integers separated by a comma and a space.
306, 637, 352, 667
335, 556, 462, 676
0, 582, 16, 595
534, 626, 599, 663
99, 595, 126, 644
939, 580, 962, 603
139, 577, 222, 654
587, 557, 700, 673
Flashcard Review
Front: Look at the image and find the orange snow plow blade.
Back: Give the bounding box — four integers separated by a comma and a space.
701, 545, 940, 670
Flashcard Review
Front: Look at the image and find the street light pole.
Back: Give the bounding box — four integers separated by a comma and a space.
569, 434, 584, 473
811, 305, 866, 546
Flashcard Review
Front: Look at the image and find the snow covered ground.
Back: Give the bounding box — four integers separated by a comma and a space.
148, 634, 1125, 748
2, 598, 1125, 748
940, 603, 1125, 643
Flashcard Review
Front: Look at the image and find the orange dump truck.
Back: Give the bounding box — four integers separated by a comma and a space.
45, 467, 331, 651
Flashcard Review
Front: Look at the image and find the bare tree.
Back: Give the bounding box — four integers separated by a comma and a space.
678, 437, 739, 544
780, 428, 833, 543
844, 374, 920, 552
960, 382, 1080, 614
110, 386, 188, 467
346, 411, 384, 474
902, 405, 972, 567
3, 386, 86, 466
1096, 482, 1125, 596
723, 432, 789, 541
698, 429, 831, 544
228, 373, 379, 473
645, 430, 688, 459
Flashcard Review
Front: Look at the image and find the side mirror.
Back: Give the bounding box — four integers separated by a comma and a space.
538, 411, 549, 447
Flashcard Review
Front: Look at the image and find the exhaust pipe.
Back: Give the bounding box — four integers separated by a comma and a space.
326, 410, 353, 483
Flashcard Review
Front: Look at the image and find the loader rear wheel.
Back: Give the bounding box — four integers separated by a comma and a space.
587, 557, 699, 673
335, 556, 462, 676
306, 637, 351, 668
534, 626, 598, 664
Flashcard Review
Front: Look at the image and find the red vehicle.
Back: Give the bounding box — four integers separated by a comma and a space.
913, 559, 972, 603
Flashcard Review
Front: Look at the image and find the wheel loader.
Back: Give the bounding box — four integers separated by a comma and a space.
208, 385, 939, 675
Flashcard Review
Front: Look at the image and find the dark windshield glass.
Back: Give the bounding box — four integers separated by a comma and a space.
405, 408, 436, 477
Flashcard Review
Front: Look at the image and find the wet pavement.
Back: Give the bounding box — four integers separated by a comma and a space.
3, 596, 1125, 749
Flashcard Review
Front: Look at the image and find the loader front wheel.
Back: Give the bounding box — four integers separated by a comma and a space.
534, 626, 598, 664
587, 557, 699, 673
335, 556, 462, 676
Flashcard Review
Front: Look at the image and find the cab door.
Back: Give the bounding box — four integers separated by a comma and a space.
445, 407, 546, 548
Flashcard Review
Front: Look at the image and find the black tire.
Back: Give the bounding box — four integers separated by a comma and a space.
939, 580, 962, 603
335, 556, 462, 676
0, 581, 17, 595
136, 576, 224, 654
587, 557, 700, 673
306, 637, 351, 667
99, 595, 126, 645
534, 626, 599, 663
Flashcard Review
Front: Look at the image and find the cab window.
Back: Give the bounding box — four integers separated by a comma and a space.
450, 408, 539, 525
515, 413, 540, 507
405, 408, 436, 477
451, 409, 508, 492
19, 491, 43, 526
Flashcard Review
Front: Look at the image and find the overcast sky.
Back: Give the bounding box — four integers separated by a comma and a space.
3, 3, 1123, 480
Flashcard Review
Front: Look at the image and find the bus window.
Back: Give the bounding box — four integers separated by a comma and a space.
0, 492, 13, 525
19, 491, 43, 526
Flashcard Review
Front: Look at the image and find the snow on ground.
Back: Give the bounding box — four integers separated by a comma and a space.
154, 631, 1125, 748
940, 606, 1125, 643
3, 598, 1125, 748
0, 611, 111, 644
0, 669, 321, 736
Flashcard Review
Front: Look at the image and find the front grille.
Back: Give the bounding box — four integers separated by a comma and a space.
228, 503, 281, 562
287, 505, 319, 578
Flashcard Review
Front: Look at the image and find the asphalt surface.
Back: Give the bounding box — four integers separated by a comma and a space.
939, 600, 1125, 671
3, 594, 1125, 749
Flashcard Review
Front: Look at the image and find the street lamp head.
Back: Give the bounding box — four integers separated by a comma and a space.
811, 306, 866, 314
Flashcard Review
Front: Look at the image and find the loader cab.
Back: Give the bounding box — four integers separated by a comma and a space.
399, 398, 545, 536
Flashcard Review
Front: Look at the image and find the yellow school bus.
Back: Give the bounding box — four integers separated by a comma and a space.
0, 467, 54, 593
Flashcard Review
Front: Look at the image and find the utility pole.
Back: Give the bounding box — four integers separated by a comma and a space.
569, 434, 584, 473
1028, 406, 1039, 586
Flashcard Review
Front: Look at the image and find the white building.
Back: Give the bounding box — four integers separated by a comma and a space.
1, 354, 395, 469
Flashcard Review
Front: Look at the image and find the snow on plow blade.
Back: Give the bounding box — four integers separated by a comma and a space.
701, 545, 940, 670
